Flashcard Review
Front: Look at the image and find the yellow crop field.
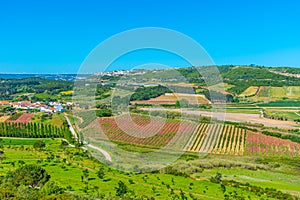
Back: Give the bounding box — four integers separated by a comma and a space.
60, 90, 74, 95
131, 93, 210, 105
209, 83, 234, 91
185, 124, 246, 155
0, 116, 10, 122
239, 86, 259, 97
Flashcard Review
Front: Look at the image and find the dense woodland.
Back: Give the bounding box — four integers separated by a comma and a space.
130, 85, 171, 101
0, 78, 73, 100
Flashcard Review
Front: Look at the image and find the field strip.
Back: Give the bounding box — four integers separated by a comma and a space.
217, 125, 227, 154
141, 108, 298, 129
211, 124, 222, 153
184, 124, 201, 151
201, 124, 218, 153
211, 125, 224, 154
193, 124, 208, 151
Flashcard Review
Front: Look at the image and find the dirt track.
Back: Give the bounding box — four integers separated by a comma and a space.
65, 116, 112, 162
141, 108, 299, 129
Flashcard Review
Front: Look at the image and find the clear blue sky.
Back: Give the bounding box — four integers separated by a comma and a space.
0, 0, 300, 73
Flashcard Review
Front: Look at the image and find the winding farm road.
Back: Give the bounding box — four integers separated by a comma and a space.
64, 116, 112, 162
86, 144, 112, 162
64, 116, 78, 140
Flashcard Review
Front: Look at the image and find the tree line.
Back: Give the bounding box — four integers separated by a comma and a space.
0, 122, 73, 141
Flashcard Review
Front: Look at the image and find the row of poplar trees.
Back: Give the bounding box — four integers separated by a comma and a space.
0, 122, 72, 140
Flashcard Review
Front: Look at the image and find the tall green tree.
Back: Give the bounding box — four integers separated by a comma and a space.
115, 181, 128, 197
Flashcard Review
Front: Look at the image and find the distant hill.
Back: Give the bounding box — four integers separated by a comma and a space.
123, 65, 300, 102
0, 74, 90, 81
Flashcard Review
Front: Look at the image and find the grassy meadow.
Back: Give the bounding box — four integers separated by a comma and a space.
1, 138, 298, 199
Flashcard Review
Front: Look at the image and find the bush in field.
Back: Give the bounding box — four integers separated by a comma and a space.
210, 172, 222, 183
33, 140, 46, 150
0, 139, 5, 162
8, 113, 22, 121
115, 181, 128, 197
96, 167, 105, 179
41, 181, 64, 195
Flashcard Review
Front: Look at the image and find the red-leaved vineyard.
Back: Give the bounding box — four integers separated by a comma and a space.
246, 131, 300, 157
97, 114, 300, 157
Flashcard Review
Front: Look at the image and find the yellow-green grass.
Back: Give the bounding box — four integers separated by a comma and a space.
0, 138, 277, 199
1, 137, 52, 146
51, 113, 66, 126
209, 83, 234, 91
224, 108, 260, 114
286, 86, 300, 98
11, 92, 35, 97
245, 86, 300, 102
270, 87, 286, 98
194, 167, 300, 197
264, 111, 300, 120
31, 112, 65, 127
239, 86, 259, 97
60, 90, 74, 95
35, 93, 60, 100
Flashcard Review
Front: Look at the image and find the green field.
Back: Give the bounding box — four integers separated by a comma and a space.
31, 112, 66, 127
0, 138, 297, 199
34, 92, 72, 101
1, 138, 52, 146
209, 83, 234, 91
195, 167, 300, 196
242, 86, 300, 102
258, 100, 300, 107
262, 110, 300, 121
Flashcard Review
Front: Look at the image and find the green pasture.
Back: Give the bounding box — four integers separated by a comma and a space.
0, 138, 286, 199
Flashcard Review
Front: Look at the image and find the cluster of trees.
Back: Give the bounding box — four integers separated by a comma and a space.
0, 164, 98, 199
202, 90, 234, 103
95, 84, 112, 100
0, 122, 72, 141
130, 85, 171, 101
